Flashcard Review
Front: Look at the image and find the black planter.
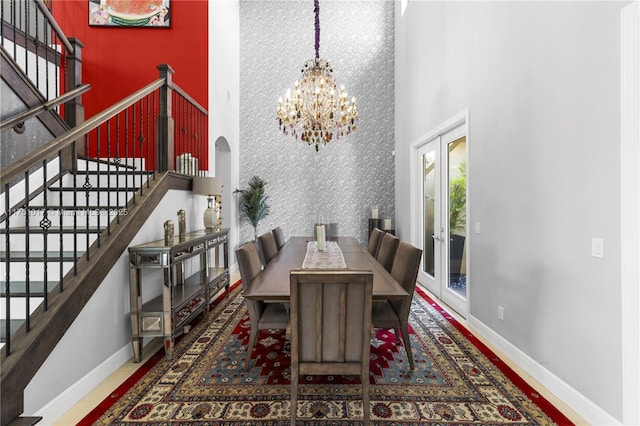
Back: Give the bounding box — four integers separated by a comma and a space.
449, 234, 466, 276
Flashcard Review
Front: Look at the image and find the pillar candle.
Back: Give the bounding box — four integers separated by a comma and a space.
316, 225, 326, 251
384, 219, 391, 230
372, 207, 378, 219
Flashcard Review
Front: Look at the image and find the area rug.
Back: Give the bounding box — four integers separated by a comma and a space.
79, 282, 572, 425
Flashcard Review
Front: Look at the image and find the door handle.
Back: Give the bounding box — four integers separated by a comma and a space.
431, 234, 443, 242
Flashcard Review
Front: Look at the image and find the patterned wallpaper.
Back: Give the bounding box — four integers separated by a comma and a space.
239, 1, 394, 245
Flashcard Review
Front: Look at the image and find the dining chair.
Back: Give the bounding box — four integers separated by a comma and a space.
371, 242, 422, 370
367, 227, 385, 257
272, 226, 286, 251
236, 242, 289, 370
258, 231, 279, 265
289, 269, 373, 426
376, 232, 399, 272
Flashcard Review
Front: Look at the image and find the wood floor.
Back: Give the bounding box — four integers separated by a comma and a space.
54, 271, 587, 425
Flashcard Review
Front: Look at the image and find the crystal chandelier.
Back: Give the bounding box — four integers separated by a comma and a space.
276, 0, 358, 152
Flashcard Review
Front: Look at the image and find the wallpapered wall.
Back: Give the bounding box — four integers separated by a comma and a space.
238, 1, 395, 245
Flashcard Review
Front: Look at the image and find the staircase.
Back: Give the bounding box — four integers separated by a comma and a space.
0, 2, 209, 421
0, 157, 151, 350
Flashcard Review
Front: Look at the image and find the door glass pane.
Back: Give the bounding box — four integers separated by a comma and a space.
423, 150, 436, 277
447, 137, 467, 297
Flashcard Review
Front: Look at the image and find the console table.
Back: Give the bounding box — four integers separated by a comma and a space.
128, 228, 229, 362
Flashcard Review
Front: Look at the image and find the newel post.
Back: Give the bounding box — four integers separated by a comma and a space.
64, 37, 85, 169
157, 64, 175, 172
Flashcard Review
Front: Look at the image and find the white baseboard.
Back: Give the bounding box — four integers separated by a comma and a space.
33, 343, 133, 425
468, 315, 619, 425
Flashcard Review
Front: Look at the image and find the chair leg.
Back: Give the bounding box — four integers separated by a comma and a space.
362, 371, 370, 425
399, 324, 414, 370
290, 367, 298, 426
245, 327, 258, 370
392, 327, 401, 344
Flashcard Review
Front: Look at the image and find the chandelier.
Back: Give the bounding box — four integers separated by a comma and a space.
276, 0, 358, 152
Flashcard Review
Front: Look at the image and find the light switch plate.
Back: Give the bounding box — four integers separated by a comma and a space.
591, 238, 604, 258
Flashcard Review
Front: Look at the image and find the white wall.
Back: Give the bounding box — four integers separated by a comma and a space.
395, 1, 629, 422
210, 0, 241, 257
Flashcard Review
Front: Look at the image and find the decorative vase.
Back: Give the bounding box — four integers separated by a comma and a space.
164, 220, 174, 246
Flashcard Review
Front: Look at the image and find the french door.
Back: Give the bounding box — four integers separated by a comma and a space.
415, 123, 468, 317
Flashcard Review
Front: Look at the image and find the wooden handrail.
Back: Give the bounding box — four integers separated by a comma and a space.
170, 82, 208, 116
0, 78, 165, 187
0, 84, 91, 131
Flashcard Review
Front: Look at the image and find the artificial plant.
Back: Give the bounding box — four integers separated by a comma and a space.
234, 176, 270, 241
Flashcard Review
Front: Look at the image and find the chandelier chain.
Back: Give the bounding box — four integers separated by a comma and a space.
314, 0, 320, 59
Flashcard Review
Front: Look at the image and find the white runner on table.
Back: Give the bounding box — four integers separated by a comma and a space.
302, 241, 347, 269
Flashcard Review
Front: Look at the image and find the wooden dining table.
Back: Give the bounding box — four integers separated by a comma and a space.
243, 236, 408, 301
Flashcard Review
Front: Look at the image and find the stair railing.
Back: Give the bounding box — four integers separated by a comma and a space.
0, 64, 208, 356
0, 0, 78, 107
0, 83, 90, 132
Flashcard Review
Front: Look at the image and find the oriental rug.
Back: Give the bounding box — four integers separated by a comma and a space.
79, 282, 572, 425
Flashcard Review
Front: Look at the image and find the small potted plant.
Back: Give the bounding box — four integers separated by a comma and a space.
234, 176, 270, 242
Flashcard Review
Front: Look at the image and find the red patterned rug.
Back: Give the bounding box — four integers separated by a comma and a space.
79, 281, 572, 425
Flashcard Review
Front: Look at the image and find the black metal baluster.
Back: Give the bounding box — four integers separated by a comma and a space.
83, 134, 90, 261
41, 159, 50, 311
24, 0, 29, 82
146, 94, 151, 186
4, 182, 11, 355
12, 0, 17, 61
34, 3, 40, 96
131, 103, 137, 204
1, 1, 5, 48
106, 119, 112, 235
73, 140, 78, 275
24, 171, 30, 332
125, 108, 131, 206
138, 99, 144, 196
96, 126, 101, 247
115, 114, 121, 224
58, 151, 64, 289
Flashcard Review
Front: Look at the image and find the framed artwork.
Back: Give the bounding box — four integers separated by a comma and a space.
89, 0, 170, 28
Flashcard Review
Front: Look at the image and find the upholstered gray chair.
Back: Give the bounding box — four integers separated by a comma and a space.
289, 269, 373, 425
236, 242, 289, 370
258, 231, 279, 265
372, 242, 422, 369
376, 232, 399, 272
272, 226, 286, 251
367, 227, 385, 257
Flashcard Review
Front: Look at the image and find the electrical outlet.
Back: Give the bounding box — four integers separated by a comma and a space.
475, 222, 481, 234
498, 306, 504, 321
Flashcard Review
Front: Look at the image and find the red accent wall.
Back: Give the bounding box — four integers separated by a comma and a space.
53, 0, 208, 115
52, 0, 208, 169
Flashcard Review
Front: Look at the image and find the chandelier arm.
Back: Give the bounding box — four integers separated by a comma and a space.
314, 0, 320, 59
